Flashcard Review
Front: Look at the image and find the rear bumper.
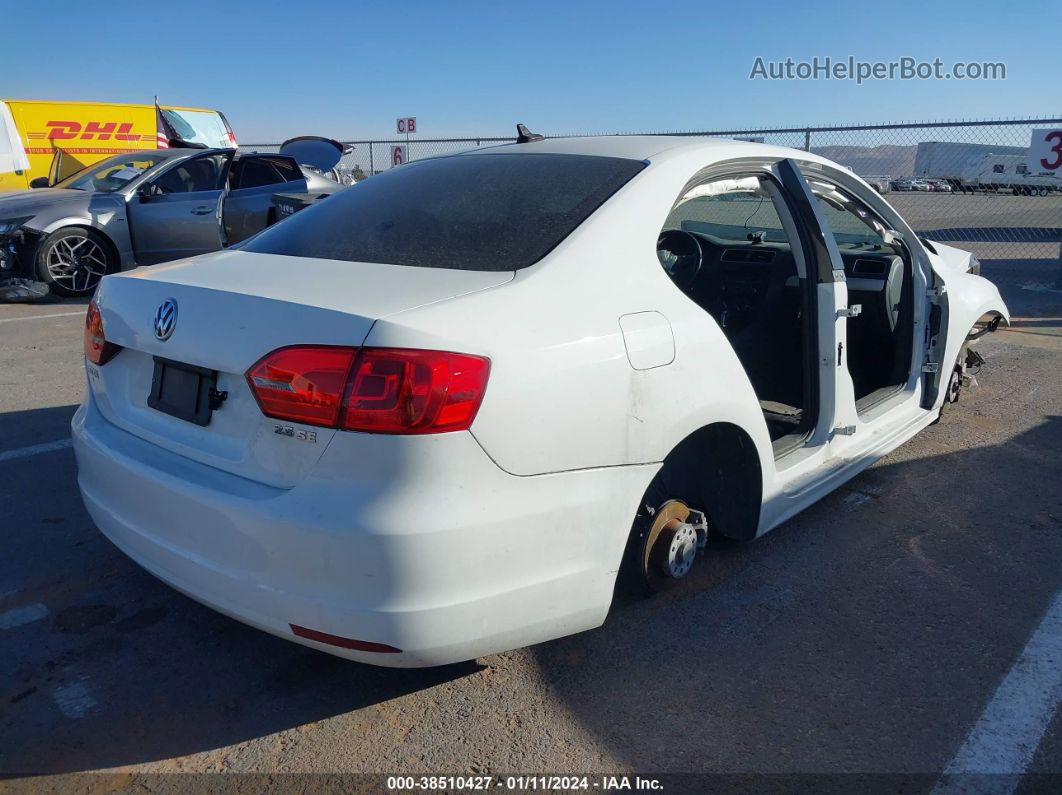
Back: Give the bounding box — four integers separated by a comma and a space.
72, 395, 654, 667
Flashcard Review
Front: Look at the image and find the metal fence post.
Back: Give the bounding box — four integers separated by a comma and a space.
1056, 240, 1062, 290
804, 128, 812, 152
369, 144, 374, 176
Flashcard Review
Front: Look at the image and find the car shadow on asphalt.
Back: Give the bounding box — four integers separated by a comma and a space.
2, 404, 80, 452
980, 257, 1062, 309
0, 403, 482, 775
525, 412, 1062, 774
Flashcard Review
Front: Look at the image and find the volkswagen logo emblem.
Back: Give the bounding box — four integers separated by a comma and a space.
154, 298, 178, 341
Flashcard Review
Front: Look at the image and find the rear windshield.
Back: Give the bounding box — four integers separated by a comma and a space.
241, 153, 646, 271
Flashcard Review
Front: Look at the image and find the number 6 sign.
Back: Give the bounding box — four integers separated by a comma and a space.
1028, 129, 1062, 174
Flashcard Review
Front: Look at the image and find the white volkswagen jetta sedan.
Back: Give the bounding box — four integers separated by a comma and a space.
73, 134, 1008, 667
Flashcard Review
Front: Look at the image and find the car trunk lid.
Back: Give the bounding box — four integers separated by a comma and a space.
89, 250, 513, 488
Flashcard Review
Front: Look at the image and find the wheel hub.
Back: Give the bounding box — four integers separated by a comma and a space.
640, 500, 709, 591
947, 367, 962, 402
663, 522, 698, 578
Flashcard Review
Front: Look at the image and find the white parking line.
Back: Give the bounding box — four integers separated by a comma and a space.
0, 310, 84, 323
0, 602, 49, 630
933, 589, 1062, 793
0, 438, 73, 463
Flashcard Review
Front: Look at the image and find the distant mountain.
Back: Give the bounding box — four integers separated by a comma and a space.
810, 144, 917, 178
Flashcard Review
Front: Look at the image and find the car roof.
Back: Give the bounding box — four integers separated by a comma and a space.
149, 147, 266, 160
455, 134, 834, 169
140, 147, 212, 159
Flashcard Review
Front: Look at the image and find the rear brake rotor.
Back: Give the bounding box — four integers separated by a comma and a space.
641, 500, 692, 592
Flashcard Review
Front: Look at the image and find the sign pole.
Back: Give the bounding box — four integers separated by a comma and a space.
1027, 128, 1062, 290
396, 117, 416, 167
1056, 241, 1062, 290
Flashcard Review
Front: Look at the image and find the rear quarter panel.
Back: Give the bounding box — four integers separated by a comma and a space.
366, 152, 776, 488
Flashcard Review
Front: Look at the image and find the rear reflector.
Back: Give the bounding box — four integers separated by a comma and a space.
290, 624, 401, 653
84, 299, 121, 365
246, 346, 489, 435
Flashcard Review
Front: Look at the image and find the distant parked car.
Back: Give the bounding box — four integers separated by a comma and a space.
269, 136, 351, 224
926, 179, 953, 192
0, 148, 341, 295
862, 176, 891, 194
892, 179, 915, 191
275, 135, 351, 185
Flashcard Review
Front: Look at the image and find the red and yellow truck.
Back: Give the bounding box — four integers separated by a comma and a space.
0, 99, 237, 191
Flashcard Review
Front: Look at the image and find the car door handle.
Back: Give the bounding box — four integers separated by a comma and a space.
190, 206, 214, 215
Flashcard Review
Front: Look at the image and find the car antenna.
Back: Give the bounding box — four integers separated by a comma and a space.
516, 123, 544, 143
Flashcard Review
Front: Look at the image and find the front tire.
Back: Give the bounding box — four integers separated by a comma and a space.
35, 227, 114, 297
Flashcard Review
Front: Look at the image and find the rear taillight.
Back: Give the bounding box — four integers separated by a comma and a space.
342, 349, 490, 434
84, 299, 120, 365
246, 347, 490, 435
246, 346, 357, 427
218, 111, 239, 148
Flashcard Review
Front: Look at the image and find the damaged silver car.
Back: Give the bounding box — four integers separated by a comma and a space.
0, 144, 342, 296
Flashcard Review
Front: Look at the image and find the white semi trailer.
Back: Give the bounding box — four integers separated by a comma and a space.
913, 141, 1061, 195
959, 153, 1062, 195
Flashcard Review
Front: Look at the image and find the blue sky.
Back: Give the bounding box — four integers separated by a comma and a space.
1, 0, 1056, 143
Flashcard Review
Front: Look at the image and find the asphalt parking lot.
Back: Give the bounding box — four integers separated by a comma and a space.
1, 234, 1061, 790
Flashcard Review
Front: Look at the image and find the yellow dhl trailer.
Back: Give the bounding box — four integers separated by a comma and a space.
0, 99, 237, 192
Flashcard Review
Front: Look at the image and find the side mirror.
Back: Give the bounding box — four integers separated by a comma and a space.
137, 183, 161, 201
29, 177, 50, 189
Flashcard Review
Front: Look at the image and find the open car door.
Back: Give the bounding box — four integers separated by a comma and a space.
127, 152, 231, 265
920, 251, 952, 409
772, 157, 856, 443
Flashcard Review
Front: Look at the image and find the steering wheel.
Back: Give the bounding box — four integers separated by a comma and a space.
657, 229, 703, 291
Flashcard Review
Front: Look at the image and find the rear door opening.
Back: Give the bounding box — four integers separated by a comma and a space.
656, 169, 821, 454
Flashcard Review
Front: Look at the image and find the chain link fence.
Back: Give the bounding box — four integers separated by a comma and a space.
245, 117, 1062, 271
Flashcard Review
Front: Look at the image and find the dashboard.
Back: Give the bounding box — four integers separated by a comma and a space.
657, 227, 905, 331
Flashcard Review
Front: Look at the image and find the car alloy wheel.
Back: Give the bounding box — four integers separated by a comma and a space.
44, 231, 109, 295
